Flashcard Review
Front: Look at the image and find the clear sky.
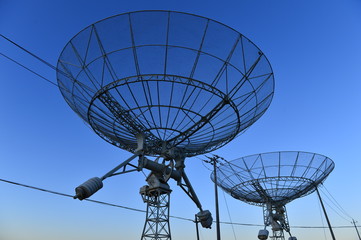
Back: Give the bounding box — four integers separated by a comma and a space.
1, 0, 361, 240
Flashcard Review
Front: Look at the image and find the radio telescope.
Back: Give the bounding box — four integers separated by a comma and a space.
56, 10, 274, 239
211, 151, 335, 240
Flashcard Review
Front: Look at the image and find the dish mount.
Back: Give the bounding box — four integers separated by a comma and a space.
56, 10, 275, 239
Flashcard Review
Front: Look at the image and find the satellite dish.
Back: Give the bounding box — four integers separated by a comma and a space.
56, 10, 275, 239
212, 151, 335, 240
56, 10, 274, 157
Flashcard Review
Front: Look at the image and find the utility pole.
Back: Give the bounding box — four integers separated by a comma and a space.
204, 155, 222, 240
316, 187, 336, 240
352, 219, 361, 240
195, 214, 200, 240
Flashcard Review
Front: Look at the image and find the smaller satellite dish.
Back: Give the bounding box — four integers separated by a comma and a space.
212, 151, 334, 206
212, 151, 335, 240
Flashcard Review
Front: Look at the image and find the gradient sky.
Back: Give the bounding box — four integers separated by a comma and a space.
1, 0, 361, 240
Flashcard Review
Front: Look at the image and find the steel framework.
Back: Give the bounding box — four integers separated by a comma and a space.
140, 181, 172, 240
263, 204, 290, 240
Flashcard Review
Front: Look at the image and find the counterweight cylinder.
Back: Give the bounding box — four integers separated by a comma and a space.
196, 210, 213, 229
74, 177, 103, 200
258, 229, 269, 239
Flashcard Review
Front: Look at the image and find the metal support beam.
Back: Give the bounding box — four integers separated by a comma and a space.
352, 219, 361, 240
316, 187, 336, 240
210, 157, 221, 240
195, 214, 200, 240
179, 170, 203, 211
101, 152, 140, 180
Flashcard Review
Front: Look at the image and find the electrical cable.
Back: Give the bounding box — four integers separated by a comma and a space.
0, 50, 94, 108
222, 189, 237, 240
320, 184, 353, 220
0, 34, 93, 103
0, 52, 58, 87
323, 199, 352, 223
319, 186, 350, 218
0, 177, 360, 229
318, 187, 353, 222
0, 34, 65, 75
0, 178, 146, 213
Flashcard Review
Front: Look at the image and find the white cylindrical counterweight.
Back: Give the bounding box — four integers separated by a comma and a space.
74, 177, 103, 200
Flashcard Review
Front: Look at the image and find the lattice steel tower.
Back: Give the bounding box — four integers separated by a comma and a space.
140, 173, 172, 240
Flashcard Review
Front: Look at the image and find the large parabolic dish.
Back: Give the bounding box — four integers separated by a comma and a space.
212, 151, 335, 206
56, 10, 274, 157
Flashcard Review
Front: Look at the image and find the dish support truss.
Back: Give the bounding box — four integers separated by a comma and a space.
73, 135, 213, 240
263, 204, 292, 240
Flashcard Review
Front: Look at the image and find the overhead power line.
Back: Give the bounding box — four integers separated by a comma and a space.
0, 52, 58, 87
0, 34, 78, 96
1, 34, 61, 73
0, 178, 145, 213
319, 184, 353, 221
0, 178, 360, 229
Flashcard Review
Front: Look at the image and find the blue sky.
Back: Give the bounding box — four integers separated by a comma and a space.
1, 0, 361, 239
